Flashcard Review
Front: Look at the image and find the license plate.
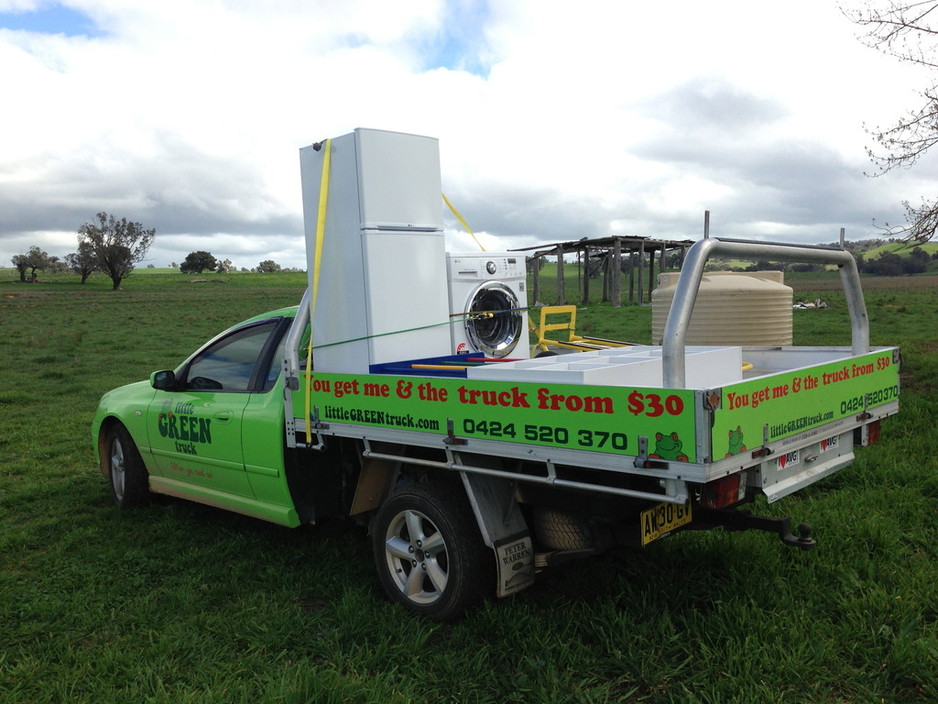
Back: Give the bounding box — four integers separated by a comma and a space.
641, 501, 693, 546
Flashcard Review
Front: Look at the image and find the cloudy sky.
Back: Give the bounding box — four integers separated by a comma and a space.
1, 0, 935, 271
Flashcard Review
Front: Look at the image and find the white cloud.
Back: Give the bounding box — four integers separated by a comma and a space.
0, 0, 934, 272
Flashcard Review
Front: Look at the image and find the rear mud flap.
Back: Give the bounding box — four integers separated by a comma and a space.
460, 472, 536, 597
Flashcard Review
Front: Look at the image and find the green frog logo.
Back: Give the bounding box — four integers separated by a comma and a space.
649, 432, 689, 462
726, 426, 747, 457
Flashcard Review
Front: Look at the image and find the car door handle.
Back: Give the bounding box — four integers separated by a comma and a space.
213, 412, 232, 421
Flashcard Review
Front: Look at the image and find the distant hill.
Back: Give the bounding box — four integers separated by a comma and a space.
831, 239, 938, 276
699, 238, 938, 275
831, 240, 938, 259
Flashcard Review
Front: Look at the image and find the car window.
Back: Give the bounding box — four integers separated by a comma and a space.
258, 323, 310, 392
184, 321, 279, 392
263, 333, 287, 392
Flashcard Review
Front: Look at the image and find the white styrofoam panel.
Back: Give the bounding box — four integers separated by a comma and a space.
466, 346, 744, 389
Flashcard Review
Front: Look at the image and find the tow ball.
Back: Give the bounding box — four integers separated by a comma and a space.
696, 508, 818, 551
780, 521, 817, 550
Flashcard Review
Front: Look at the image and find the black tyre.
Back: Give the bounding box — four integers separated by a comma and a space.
103, 423, 149, 508
532, 506, 593, 551
372, 483, 493, 621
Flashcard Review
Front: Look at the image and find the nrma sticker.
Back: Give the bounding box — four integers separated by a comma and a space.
776, 450, 800, 471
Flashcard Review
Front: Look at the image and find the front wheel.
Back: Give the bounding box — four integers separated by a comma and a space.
372, 483, 493, 621
103, 423, 149, 508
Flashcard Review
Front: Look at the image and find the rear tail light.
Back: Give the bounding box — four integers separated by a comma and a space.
855, 419, 881, 447
702, 471, 747, 509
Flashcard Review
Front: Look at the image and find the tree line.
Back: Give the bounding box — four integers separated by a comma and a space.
855, 245, 935, 276
176, 251, 285, 274
738, 242, 937, 276
10, 212, 288, 288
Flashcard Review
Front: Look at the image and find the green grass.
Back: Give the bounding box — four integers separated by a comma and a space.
2, 271, 937, 703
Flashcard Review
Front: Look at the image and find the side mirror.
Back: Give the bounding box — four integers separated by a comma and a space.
150, 370, 176, 390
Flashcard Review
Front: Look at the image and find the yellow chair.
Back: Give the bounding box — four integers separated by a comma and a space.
533, 305, 633, 354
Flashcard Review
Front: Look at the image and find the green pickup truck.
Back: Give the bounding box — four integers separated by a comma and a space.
92, 130, 900, 620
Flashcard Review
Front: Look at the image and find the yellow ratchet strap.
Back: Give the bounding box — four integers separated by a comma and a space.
442, 192, 485, 251
305, 138, 331, 443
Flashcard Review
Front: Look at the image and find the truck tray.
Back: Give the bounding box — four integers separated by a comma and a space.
285, 238, 900, 508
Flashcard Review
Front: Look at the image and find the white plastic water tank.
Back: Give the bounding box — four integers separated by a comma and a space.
652, 271, 793, 346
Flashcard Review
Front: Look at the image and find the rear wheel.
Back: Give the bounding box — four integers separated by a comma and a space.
104, 424, 149, 508
372, 483, 493, 621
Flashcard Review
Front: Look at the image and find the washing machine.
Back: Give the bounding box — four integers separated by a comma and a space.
445, 252, 530, 359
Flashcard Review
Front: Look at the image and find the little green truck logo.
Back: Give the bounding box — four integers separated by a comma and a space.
157, 401, 212, 455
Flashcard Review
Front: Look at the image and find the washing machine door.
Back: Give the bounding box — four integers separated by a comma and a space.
463, 281, 524, 358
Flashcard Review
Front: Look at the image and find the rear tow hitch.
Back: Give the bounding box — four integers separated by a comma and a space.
696, 508, 817, 551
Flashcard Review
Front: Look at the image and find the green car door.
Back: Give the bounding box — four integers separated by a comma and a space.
146, 318, 287, 499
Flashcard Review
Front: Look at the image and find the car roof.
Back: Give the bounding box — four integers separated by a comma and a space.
242, 305, 299, 324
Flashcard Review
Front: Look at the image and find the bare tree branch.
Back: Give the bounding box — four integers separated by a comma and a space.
845, 1, 938, 240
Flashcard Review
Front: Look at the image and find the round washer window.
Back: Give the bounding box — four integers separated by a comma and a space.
464, 281, 523, 358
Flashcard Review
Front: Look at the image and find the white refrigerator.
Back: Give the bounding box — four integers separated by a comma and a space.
299, 128, 452, 373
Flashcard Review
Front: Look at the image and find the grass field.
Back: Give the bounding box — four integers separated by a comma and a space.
1, 268, 937, 703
